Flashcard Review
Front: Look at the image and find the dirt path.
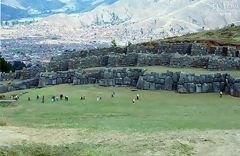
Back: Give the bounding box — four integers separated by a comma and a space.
0, 126, 240, 156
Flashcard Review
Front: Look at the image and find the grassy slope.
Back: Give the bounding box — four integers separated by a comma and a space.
161, 25, 240, 47
1, 84, 240, 131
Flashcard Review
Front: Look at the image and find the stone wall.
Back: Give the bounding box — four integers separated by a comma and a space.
1, 68, 239, 98
0, 65, 45, 81
38, 68, 144, 87
127, 42, 192, 54
127, 42, 239, 57
208, 57, 240, 70
38, 70, 76, 87
40, 68, 240, 97
47, 42, 240, 71
48, 51, 240, 71
169, 54, 209, 68
191, 44, 208, 55
136, 71, 240, 97
0, 78, 39, 93
97, 68, 144, 87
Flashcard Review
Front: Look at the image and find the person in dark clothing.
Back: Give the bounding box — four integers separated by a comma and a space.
60, 94, 63, 100
136, 94, 140, 100
80, 96, 86, 100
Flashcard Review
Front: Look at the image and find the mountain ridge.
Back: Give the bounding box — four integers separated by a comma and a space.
0, 0, 117, 21
1, 0, 240, 46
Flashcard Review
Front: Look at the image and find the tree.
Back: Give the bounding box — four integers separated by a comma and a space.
230, 23, 235, 27
0, 55, 15, 73
111, 39, 117, 47
12, 61, 26, 70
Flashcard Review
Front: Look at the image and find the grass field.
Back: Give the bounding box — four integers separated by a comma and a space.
1, 84, 240, 131
0, 84, 240, 155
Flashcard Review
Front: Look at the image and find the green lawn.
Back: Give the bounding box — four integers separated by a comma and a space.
1, 84, 240, 131
87, 66, 240, 77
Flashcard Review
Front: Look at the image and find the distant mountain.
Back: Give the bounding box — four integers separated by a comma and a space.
0, 0, 117, 21
1, 4, 28, 21
1, 0, 240, 45
35, 0, 240, 42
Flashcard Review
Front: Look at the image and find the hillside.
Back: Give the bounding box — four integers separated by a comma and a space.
1, 0, 240, 45
0, 0, 117, 21
161, 25, 240, 47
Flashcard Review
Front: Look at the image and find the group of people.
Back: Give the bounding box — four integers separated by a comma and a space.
11, 95, 19, 101
27, 94, 69, 103
26, 92, 141, 104
132, 94, 140, 104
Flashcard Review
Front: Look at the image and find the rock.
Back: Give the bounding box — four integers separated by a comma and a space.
191, 43, 208, 55
187, 83, 196, 93
131, 80, 138, 86
57, 77, 63, 84
196, 84, 202, 93
177, 85, 187, 93
123, 77, 131, 85
201, 83, 213, 93
52, 79, 57, 85
143, 81, 150, 90
200, 75, 206, 83
0, 85, 8, 93
205, 75, 214, 83
231, 83, 240, 97
12, 82, 27, 90
146, 75, 155, 83
115, 78, 123, 85
103, 71, 113, 79
213, 82, 220, 92
73, 77, 78, 85
179, 73, 187, 84
38, 78, 46, 88
136, 76, 144, 89
172, 72, 179, 83
88, 78, 97, 84
99, 79, 115, 87
164, 76, 173, 90
155, 84, 162, 90
150, 83, 156, 90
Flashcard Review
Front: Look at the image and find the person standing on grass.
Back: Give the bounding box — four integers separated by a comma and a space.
60, 94, 63, 100
36, 95, 39, 100
136, 94, 140, 100
97, 96, 100, 102
80, 96, 84, 100
112, 91, 116, 98
28, 97, 31, 101
42, 96, 45, 103
51, 96, 56, 102
220, 91, 223, 98
132, 98, 135, 104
